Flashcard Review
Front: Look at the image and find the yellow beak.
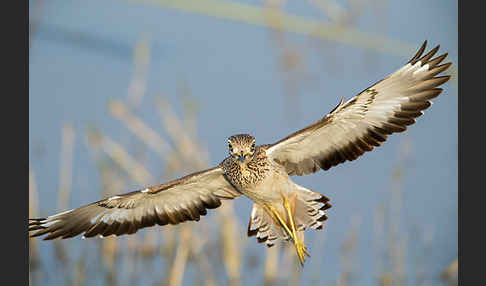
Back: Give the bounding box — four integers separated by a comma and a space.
239, 151, 247, 162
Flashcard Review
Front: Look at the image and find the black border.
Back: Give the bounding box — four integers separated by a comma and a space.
4, 0, 28, 282
459, 1, 481, 285
457, 0, 462, 283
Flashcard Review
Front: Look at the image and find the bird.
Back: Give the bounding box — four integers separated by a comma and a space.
29, 41, 451, 266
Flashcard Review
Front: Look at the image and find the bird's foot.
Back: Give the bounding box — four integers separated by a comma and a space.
294, 238, 310, 266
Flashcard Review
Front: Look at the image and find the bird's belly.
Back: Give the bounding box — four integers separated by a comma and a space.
239, 171, 293, 203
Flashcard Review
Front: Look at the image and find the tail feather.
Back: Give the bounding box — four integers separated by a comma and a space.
247, 203, 289, 247
292, 185, 331, 232
247, 185, 331, 253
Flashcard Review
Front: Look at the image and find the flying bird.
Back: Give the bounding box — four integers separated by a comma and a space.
29, 41, 451, 265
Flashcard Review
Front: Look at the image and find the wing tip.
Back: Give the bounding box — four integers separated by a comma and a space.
409, 40, 428, 64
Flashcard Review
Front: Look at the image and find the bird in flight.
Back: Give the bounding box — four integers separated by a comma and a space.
29, 41, 451, 266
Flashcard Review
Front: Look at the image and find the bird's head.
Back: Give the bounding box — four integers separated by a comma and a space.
228, 134, 256, 163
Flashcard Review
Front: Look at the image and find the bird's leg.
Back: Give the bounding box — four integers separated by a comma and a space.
265, 204, 294, 241
265, 201, 309, 266
283, 196, 310, 266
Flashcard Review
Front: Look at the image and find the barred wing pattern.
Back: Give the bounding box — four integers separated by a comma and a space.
265, 41, 451, 176
29, 166, 241, 240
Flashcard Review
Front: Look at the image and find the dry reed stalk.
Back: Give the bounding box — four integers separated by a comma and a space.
155, 97, 208, 169
373, 203, 386, 282
278, 243, 302, 286
168, 224, 192, 286
308, 225, 326, 285
120, 232, 143, 286
289, 250, 302, 286
190, 226, 217, 286
90, 130, 155, 185
74, 254, 86, 286
178, 81, 199, 139
278, 243, 293, 279
441, 258, 458, 286
127, 34, 151, 109
306, 0, 342, 74
96, 161, 130, 208
306, 0, 368, 77
412, 226, 434, 286
122, 0, 451, 60
109, 100, 175, 159
54, 123, 76, 265
218, 202, 242, 286
139, 229, 159, 258
309, 0, 347, 23
159, 153, 184, 181
193, 255, 218, 286
101, 236, 119, 269
337, 216, 361, 286
57, 123, 76, 211
124, 0, 457, 87
264, 0, 307, 122
360, 0, 387, 75
263, 244, 279, 286
99, 163, 127, 197
376, 137, 412, 286
160, 226, 177, 260
389, 138, 412, 286
379, 274, 392, 286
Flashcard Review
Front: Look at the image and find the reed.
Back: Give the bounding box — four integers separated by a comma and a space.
441, 258, 458, 286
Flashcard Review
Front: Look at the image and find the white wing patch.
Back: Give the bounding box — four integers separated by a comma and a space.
108, 195, 122, 201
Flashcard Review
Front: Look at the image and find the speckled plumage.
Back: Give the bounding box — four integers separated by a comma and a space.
221, 134, 330, 255
29, 42, 451, 266
222, 144, 270, 190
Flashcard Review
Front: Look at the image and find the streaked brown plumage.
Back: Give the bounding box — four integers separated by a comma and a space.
29, 41, 451, 266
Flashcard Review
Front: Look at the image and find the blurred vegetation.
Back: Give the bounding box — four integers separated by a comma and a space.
29, 1, 457, 285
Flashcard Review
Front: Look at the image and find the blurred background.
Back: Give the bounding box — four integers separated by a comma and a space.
28, 0, 457, 285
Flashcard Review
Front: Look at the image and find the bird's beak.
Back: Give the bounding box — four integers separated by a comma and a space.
239, 151, 246, 162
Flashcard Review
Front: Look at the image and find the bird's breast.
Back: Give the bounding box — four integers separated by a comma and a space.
222, 158, 269, 191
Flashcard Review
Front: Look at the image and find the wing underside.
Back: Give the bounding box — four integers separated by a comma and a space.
29, 166, 241, 240
265, 41, 451, 176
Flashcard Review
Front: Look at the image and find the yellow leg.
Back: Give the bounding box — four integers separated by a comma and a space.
283, 197, 310, 266
266, 204, 293, 240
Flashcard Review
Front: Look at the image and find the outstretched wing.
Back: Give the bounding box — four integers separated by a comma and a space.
29, 166, 241, 240
265, 41, 452, 176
